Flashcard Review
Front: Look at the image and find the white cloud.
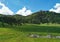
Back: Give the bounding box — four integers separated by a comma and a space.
0, 2, 14, 15
49, 3, 60, 13
0, 2, 32, 16
16, 7, 32, 16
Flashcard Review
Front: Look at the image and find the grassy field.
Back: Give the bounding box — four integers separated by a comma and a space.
0, 24, 60, 42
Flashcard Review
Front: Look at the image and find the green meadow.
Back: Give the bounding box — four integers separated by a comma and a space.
0, 24, 60, 42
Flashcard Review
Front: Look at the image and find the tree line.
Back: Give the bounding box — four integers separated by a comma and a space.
0, 11, 60, 27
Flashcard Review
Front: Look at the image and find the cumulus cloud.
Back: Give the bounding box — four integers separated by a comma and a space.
0, 2, 32, 16
16, 7, 32, 16
0, 2, 14, 15
49, 3, 60, 13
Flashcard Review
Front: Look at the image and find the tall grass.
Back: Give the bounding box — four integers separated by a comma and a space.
0, 24, 60, 42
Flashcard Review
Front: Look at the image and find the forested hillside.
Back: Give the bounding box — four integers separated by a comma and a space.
0, 11, 60, 27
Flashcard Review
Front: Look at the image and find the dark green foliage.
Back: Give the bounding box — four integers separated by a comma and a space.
12, 24, 60, 33
26, 11, 60, 24
0, 11, 60, 27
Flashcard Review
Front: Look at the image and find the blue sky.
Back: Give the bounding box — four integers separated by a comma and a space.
0, 0, 60, 13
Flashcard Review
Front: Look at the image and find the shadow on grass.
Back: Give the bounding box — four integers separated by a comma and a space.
11, 25, 60, 33
0, 25, 60, 33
